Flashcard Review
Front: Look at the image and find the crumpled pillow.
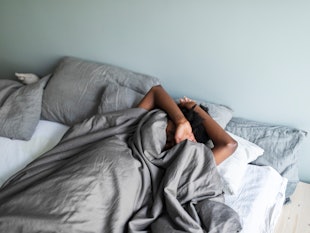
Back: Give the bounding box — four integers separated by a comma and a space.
217, 132, 264, 194
0, 76, 49, 140
226, 117, 307, 201
98, 84, 144, 114
42, 56, 160, 125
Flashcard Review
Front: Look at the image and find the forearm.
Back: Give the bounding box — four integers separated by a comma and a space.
138, 85, 186, 125
138, 85, 195, 144
194, 106, 230, 144
193, 105, 238, 164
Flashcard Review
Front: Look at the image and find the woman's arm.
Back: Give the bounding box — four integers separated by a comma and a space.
138, 85, 196, 143
179, 97, 238, 165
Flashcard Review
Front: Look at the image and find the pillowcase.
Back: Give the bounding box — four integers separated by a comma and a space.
42, 56, 160, 125
0, 120, 69, 187
98, 84, 144, 114
226, 117, 307, 201
0, 76, 49, 140
217, 132, 264, 194
199, 101, 233, 129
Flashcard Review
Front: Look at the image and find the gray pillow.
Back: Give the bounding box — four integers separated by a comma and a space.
42, 57, 160, 125
98, 84, 144, 114
0, 76, 49, 140
198, 101, 233, 129
226, 117, 307, 202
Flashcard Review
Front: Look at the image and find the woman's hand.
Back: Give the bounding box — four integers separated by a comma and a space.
174, 119, 196, 144
175, 96, 197, 143
138, 87, 197, 147
179, 96, 197, 110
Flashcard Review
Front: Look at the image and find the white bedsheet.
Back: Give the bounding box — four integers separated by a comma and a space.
225, 164, 287, 233
0, 120, 69, 187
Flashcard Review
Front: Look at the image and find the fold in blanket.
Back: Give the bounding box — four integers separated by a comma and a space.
0, 108, 241, 233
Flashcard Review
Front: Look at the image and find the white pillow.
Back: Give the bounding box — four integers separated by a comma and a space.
0, 120, 69, 186
217, 132, 264, 194
224, 165, 287, 233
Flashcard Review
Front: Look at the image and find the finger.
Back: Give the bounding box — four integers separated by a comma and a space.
185, 97, 191, 101
189, 133, 197, 142
175, 137, 183, 144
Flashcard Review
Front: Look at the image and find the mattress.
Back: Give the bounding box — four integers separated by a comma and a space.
0, 120, 69, 187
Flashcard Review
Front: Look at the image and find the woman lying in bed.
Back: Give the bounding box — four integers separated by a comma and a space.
138, 85, 238, 164
0, 82, 241, 233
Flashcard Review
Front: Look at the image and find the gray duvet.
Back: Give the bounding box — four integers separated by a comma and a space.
0, 108, 241, 233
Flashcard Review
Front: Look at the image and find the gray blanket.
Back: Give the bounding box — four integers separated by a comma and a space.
0, 108, 241, 233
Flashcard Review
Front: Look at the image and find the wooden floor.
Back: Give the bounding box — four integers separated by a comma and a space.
274, 182, 310, 233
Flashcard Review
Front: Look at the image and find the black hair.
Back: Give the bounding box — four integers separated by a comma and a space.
179, 104, 210, 144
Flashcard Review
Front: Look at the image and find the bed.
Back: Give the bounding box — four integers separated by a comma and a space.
0, 56, 307, 233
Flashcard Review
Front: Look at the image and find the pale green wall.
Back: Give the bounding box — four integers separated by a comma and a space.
1, 0, 309, 182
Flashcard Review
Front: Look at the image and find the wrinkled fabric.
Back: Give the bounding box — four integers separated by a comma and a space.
41, 56, 160, 125
226, 117, 307, 202
0, 75, 49, 140
0, 108, 241, 233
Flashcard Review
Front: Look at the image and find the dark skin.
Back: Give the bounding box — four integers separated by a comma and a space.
138, 85, 237, 165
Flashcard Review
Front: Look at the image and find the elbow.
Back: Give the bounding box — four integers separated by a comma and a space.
213, 139, 238, 165
220, 139, 238, 157
227, 139, 238, 154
